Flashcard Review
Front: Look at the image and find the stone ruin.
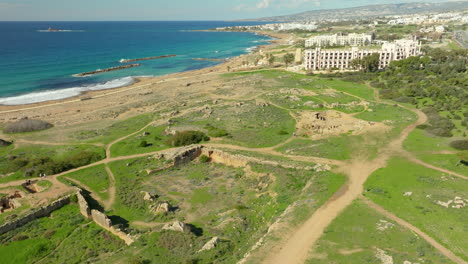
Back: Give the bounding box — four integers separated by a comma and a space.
0, 191, 23, 213
141, 191, 158, 201
162, 221, 190, 233
77, 190, 134, 245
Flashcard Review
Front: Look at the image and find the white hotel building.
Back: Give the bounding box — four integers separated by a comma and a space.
305, 33, 373, 47
304, 39, 421, 71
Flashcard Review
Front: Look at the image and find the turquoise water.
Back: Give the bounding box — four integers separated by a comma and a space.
0, 21, 272, 105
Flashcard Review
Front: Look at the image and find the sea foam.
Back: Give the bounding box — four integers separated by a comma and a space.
0, 77, 135, 105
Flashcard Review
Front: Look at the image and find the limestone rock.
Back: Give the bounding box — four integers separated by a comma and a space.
141, 191, 157, 201
149, 202, 171, 215
198, 237, 220, 252
162, 221, 190, 233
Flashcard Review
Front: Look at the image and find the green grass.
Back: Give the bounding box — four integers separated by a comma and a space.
276, 137, 353, 160
417, 153, 467, 176
172, 101, 296, 148
0, 144, 105, 183
72, 114, 153, 144
190, 188, 214, 204
364, 157, 468, 260
308, 200, 454, 264
0, 204, 123, 264
109, 124, 170, 157
404, 128, 455, 153
63, 165, 110, 201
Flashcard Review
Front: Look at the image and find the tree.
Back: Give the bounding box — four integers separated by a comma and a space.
268, 54, 275, 65
283, 53, 295, 66
351, 53, 380, 73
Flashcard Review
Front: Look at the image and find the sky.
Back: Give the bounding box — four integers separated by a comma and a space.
0, 0, 461, 21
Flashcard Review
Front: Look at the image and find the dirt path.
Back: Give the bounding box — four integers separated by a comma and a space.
261, 92, 429, 264
204, 143, 343, 166
402, 152, 468, 180
364, 198, 467, 264
104, 166, 116, 210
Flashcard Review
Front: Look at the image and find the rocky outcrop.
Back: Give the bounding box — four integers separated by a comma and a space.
141, 191, 157, 201
0, 195, 71, 235
162, 221, 190, 233
198, 237, 220, 252
150, 202, 171, 215
74, 64, 141, 77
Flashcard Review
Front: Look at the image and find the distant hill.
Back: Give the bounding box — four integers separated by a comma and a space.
243, 1, 468, 22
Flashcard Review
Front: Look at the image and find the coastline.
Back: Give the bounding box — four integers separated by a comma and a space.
0, 30, 289, 116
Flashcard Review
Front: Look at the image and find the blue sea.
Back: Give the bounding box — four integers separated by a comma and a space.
0, 21, 272, 105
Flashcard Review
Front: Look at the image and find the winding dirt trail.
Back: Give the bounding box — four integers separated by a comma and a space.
261, 92, 437, 264
104, 165, 116, 210
363, 198, 467, 264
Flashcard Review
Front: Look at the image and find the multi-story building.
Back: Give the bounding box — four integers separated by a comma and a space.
304, 39, 421, 71
305, 33, 373, 47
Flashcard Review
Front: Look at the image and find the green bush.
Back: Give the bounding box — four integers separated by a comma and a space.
3, 119, 53, 134
199, 155, 210, 163
450, 140, 468, 150
166, 131, 209, 147
139, 140, 149, 148
204, 124, 229, 137
0, 139, 12, 147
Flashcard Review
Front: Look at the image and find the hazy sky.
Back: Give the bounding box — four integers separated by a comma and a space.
0, 0, 459, 21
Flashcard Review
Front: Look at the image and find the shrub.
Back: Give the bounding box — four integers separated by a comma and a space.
166, 131, 209, 147
0, 139, 12, 147
199, 155, 210, 163
450, 140, 468, 150
4, 119, 53, 134
277, 130, 289, 135
139, 140, 149, 148
204, 124, 229, 137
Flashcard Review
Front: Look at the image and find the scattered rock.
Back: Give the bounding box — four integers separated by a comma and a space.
403, 192, 413, 197
435, 196, 467, 209
198, 237, 220, 252
313, 163, 331, 172
375, 248, 393, 264
162, 221, 190, 233
376, 220, 395, 231
142, 131, 150, 136
141, 191, 157, 201
150, 202, 171, 215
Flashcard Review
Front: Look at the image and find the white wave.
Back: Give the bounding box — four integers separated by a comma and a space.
245, 46, 257, 53
0, 77, 135, 106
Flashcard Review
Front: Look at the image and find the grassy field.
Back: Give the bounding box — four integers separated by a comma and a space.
403, 128, 455, 153
308, 200, 453, 264
364, 157, 468, 260
171, 101, 296, 148
100, 157, 346, 264
109, 124, 170, 157
0, 144, 105, 184
63, 165, 110, 201
276, 137, 353, 160
0, 204, 123, 264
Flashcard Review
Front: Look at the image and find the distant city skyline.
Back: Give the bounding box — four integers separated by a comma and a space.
0, 0, 464, 21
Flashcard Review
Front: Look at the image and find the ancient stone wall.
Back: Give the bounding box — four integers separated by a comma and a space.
77, 190, 134, 245
0, 195, 71, 235
77, 191, 91, 219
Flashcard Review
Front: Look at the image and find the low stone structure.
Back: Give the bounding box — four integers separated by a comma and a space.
150, 202, 171, 215
0, 195, 71, 235
76, 190, 134, 245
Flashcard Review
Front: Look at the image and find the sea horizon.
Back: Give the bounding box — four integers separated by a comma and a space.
0, 21, 273, 105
